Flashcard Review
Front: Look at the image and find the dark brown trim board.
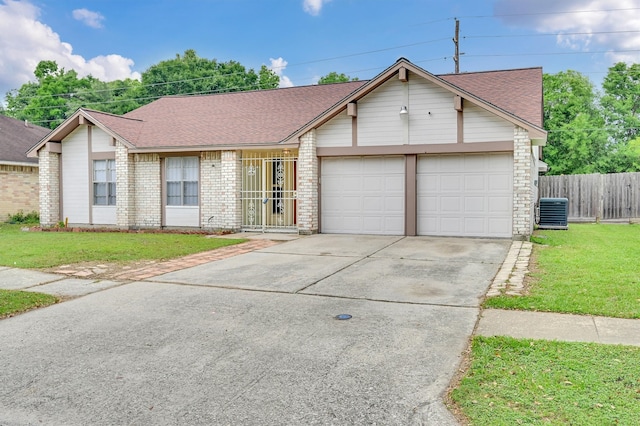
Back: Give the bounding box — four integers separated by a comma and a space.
405, 154, 417, 236
317, 141, 513, 157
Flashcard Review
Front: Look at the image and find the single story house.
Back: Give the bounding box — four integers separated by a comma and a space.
28, 58, 547, 239
0, 115, 49, 219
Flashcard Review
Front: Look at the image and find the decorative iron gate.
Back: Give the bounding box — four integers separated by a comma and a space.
241, 152, 297, 231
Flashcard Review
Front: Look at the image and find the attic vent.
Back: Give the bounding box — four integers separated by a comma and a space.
538, 198, 568, 230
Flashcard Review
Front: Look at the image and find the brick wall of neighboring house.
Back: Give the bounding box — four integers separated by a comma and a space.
513, 126, 533, 239
0, 164, 39, 220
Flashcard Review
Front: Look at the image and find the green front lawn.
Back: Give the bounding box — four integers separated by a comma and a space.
486, 224, 640, 318
0, 289, 58, 318
451, 336, 640, 425
0, 223, 246, 269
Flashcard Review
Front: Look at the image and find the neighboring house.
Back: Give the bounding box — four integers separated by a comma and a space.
28, 58, 547, 239
0, 115, 50, 219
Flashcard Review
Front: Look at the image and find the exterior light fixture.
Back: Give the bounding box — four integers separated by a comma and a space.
399, 106, 408, 115
283, 148, 290, 155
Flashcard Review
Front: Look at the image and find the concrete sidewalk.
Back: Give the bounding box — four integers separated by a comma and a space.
477, 308, 640, 347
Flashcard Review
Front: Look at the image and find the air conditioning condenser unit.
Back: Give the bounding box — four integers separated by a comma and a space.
538, 197, 568, 230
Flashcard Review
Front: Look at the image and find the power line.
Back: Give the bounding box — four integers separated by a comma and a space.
460, 7, 640, 20
465, 30, 640, 39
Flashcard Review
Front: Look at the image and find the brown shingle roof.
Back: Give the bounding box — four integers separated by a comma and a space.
121, 81, 366, 148
438, 67, 543, 127
83, 109, 144, 143
0, 115, 49, 164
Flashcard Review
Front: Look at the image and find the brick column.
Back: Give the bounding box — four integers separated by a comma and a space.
297, 130, 318, 234
115, 141, 134, 228
513, 127, 533, 239
133, 153, 162, 228
38, 150, 60, 227
201, 151, 222, 229
219, 150, 242, 231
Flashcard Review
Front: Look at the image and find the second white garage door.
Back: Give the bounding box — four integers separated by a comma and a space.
321, 156, 405, 235
417, 153, 513, 238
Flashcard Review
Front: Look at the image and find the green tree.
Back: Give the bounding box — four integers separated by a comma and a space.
68, 77, 142, 115
5, 60, 90, 128
599, 62, 640, 171
317, 71, 359, 85
601, 62, 640, 144
140, 49, 279, 99
542, 70, 608, 174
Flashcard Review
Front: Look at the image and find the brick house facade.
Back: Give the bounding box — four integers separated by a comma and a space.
0, 115, 49, 219
29, 59, 547, 239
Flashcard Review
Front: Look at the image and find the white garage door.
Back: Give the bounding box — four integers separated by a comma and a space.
321, 156, 405, 235
417, 153, 513, 238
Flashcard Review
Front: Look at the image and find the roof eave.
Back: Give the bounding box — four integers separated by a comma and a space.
128, 141, 300, 154
26, 108, 137, 158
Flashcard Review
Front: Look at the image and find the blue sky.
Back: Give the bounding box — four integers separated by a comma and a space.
1, 0, 639, 98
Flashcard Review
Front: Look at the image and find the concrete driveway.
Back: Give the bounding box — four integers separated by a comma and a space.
0, 234, 510, 425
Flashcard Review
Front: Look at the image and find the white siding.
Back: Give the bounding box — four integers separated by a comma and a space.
321, 156, 404, 235
317, 112, 352, 147
91, 128, 116, 152
165, 206, 199, 227
464, 102, 514, 143
408, 76, 457, 144
62, 126, 90, 224
357, 79, 404, 146
92, 206, 116, 225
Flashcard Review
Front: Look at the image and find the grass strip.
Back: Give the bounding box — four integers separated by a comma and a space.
0, 289, 59, 318
451, 336, 640, 425
0, 223, 246, 269
485, 224, 640, 318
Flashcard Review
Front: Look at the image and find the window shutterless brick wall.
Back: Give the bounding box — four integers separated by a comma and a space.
201, 151, 222, 229
116, 141, 134, 228
0, 165, 39, 219
217, 150, 242, 231
38, 151, 60, 226
513, 126, 533, 238
297, 130, 318, 234
133, 153, 161, 228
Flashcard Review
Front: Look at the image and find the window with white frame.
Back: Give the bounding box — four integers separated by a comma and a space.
93, 159, 116, 205
166, 156, 199, 206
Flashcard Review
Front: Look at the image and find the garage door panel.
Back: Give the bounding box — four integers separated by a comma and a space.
465, 197, 485, 212
464, 175, 486, 191
488, 174, 511, 191
488, 196, 511, 212
384, 175, 404, 191
440, 176, 462, 191
417, 153, 513, 238
464, 218, 486, 233
489, 218, 511, 234
321, 156, 404, 235
441, 218, 462, 233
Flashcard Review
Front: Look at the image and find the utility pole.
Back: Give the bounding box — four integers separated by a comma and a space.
453, 19, 460, 73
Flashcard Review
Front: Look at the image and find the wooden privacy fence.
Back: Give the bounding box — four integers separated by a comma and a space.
539, 172, 640, 222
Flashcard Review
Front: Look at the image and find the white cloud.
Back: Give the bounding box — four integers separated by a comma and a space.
72, 8, 104, 29
303, 0, 330, 16
269, 57, 294, 88
494, 0, 640, 63
0, 0, 140, 97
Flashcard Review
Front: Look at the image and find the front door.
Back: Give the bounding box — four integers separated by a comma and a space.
241, 153, 297, 231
